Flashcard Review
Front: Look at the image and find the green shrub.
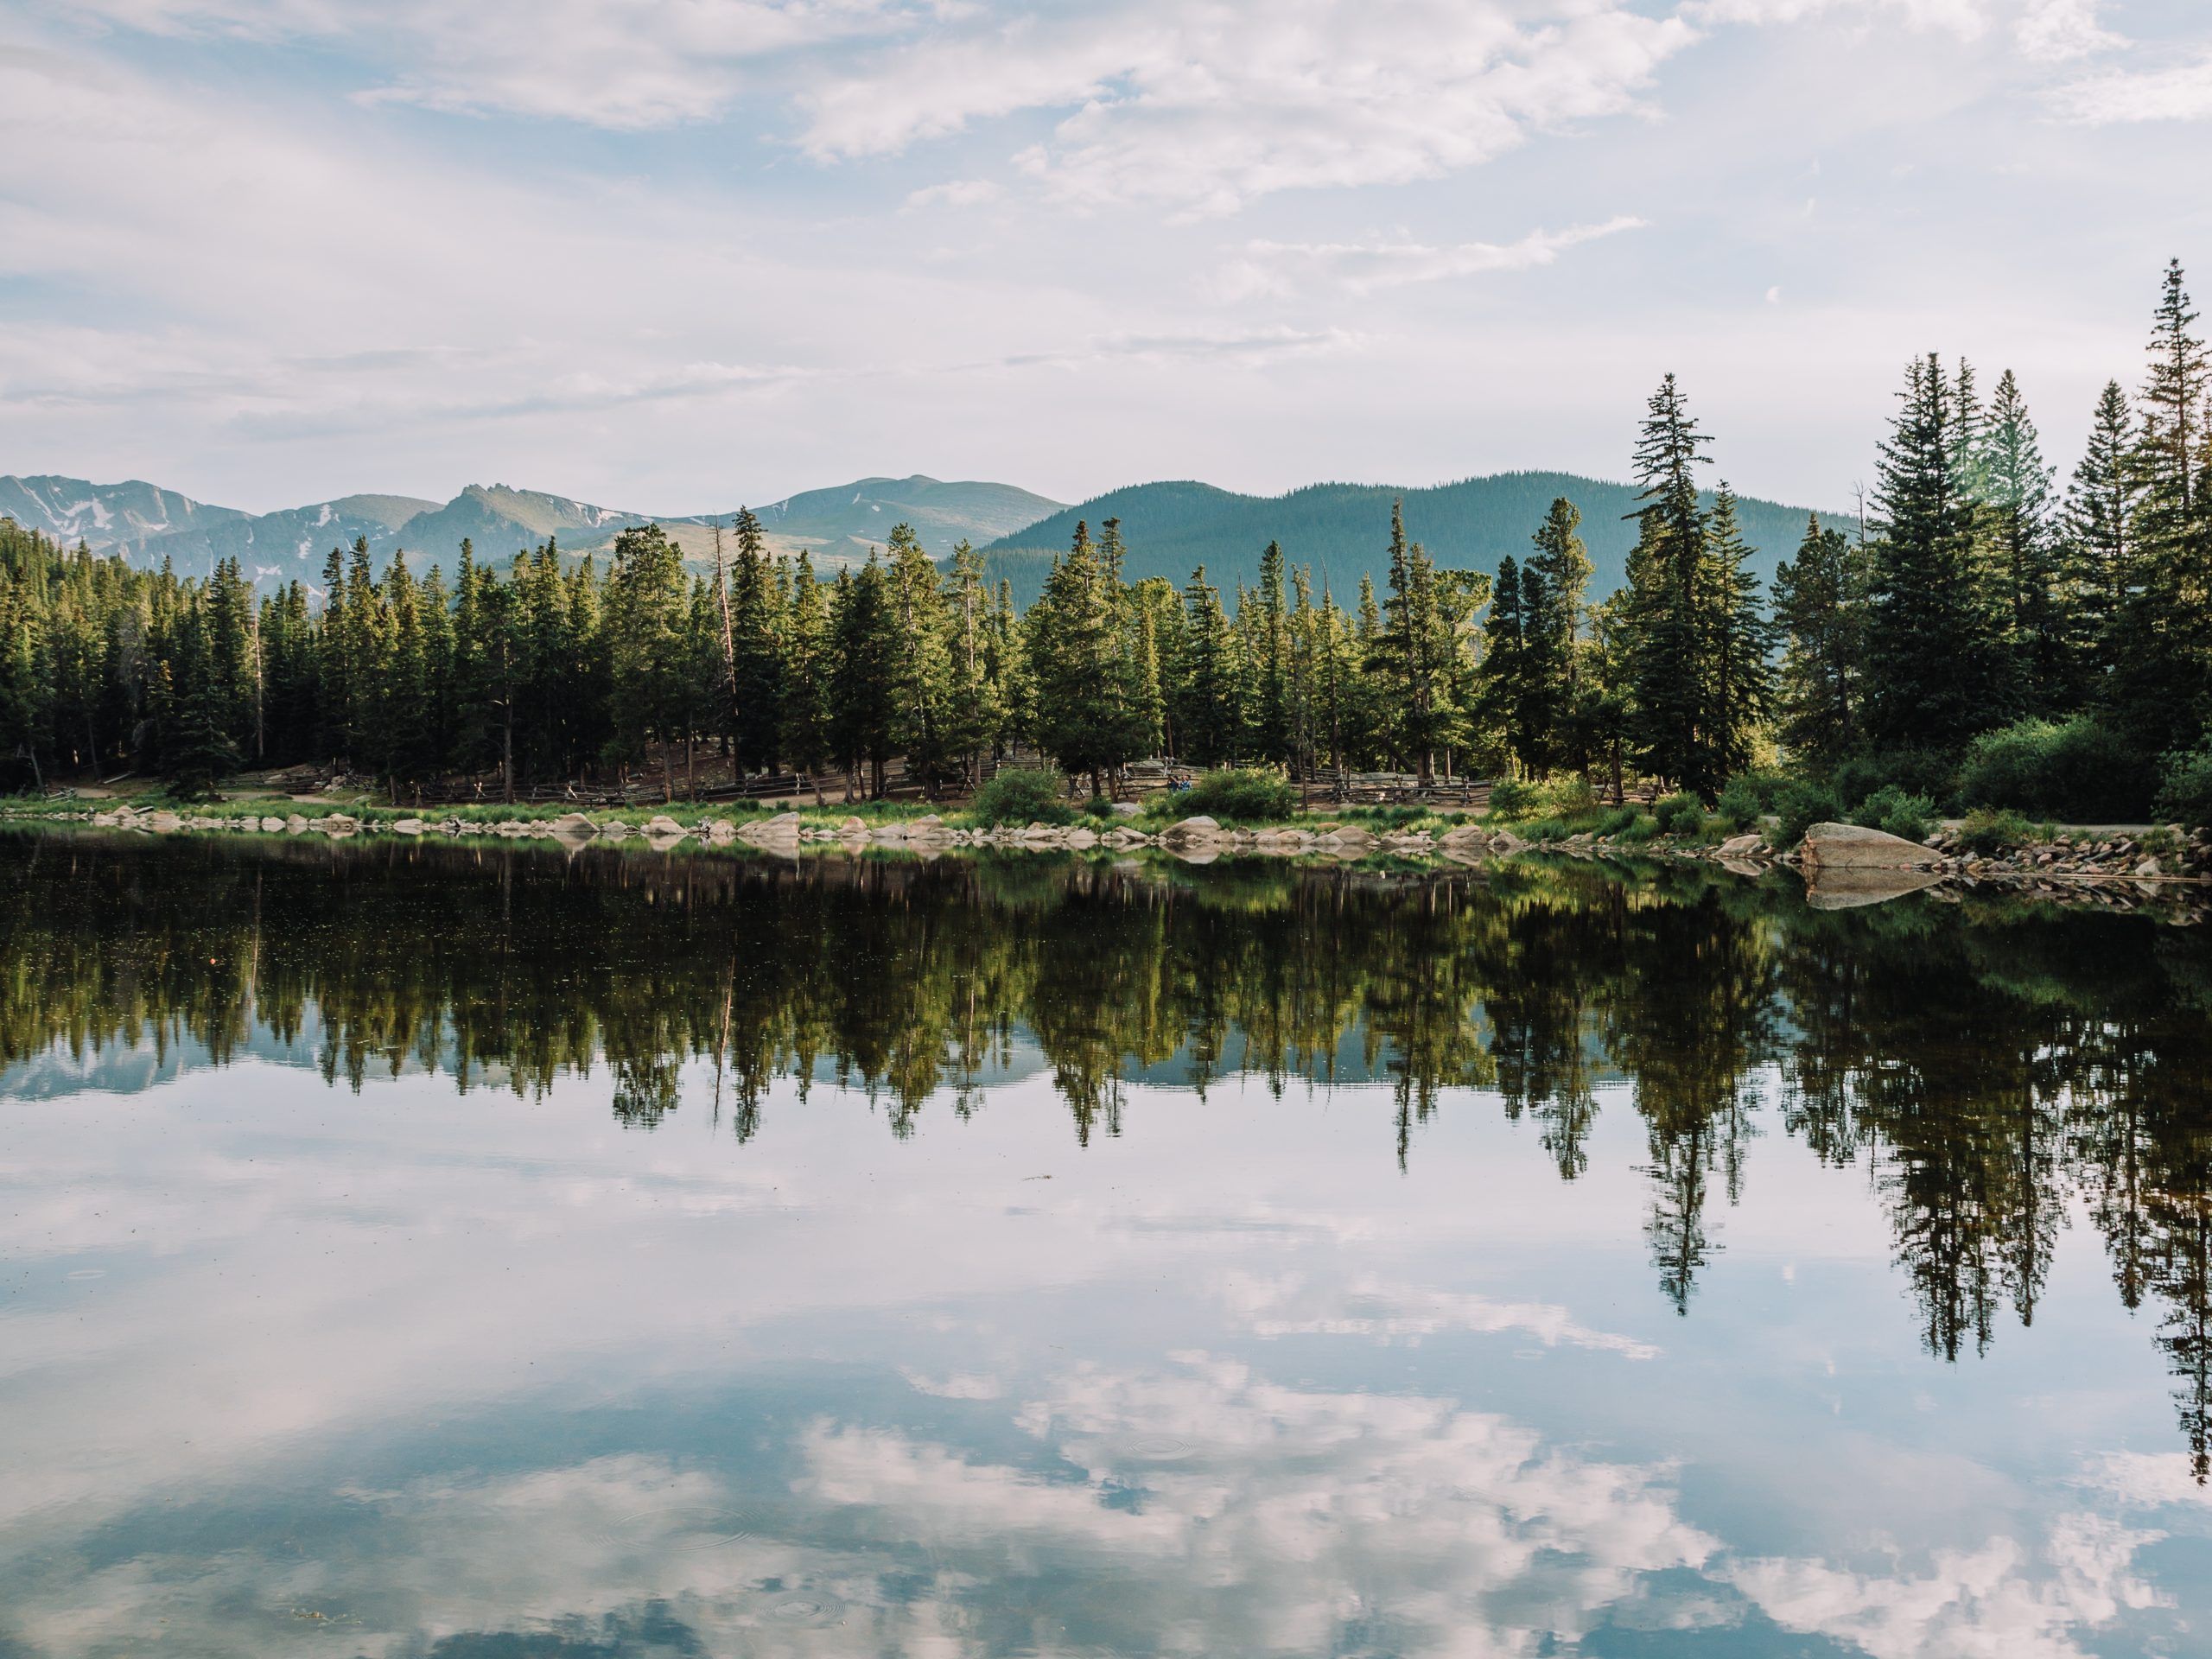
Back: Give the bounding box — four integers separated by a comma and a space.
2156, 741, 2212, 830
1850, 785, 1938, 843
1771, 779, 1843, 849
1082, 794, 1116, 821
1955, 806, 2039, 857
971, 766, 1076, 826
1714, 775, 1764, 832
1594, 805, 1642, 837
1160, 767, 1297, 823
1522, 817, 1567, 842
1959, 716, 2155, 821
1487, 778, 1541, 819
1653, 791, 1706, 835
1616, 813, 1662, 843
1834, 748, 1956, 813
1548, 776, 1599, 817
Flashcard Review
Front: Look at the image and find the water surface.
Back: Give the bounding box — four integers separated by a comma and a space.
3, 831, 2209, 1657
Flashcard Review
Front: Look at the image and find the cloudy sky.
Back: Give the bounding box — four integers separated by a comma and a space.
2, 0, 2208, 515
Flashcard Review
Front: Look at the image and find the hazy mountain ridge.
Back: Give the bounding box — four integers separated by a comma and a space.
5, 469, 1834, 604
2, 473, 1070, 585
977, 472, 1839, 608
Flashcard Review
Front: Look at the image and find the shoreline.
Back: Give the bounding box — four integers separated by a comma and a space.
5, 802, 2207, 920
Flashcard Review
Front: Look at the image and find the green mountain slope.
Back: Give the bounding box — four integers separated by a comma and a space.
395, 485, 652, 562
976, 472, 1839, 608
560, 474, 1069, 568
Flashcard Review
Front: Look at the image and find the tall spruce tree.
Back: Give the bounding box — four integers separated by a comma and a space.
2112, 260, 2212, 755
1771, 515, 1865, 767
1866, 353, 2014, 753
1623, 374, 1719, 794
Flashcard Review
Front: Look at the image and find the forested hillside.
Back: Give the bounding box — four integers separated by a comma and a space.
977, 473, 1826, 607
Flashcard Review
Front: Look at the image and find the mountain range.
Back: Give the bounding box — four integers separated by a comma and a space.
3, 469, 1836, 605
976, 473, 1837, 609
0, 474, 1067, 586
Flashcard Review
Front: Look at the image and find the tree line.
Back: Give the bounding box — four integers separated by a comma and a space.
3, 258, 2209, 808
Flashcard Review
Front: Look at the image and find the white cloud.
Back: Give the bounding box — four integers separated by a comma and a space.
1684, 0, 1993, 34
61, 0, 923, 127
2016, 0, 2121, 63
802, 1, 1695, 214
2051, 52, 2212, 124
1229, 215, 1645, 296
902, 177, 1004, 210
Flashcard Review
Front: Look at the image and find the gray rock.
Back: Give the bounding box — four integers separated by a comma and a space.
1719, 832, 1764, 856
1801, 822, 1940, 871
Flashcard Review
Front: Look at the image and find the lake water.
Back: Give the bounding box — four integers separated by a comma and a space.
3, 830, 2209, 1658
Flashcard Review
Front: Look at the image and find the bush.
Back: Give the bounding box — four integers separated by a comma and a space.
1834, 748, 1956, 813
1652, 791, 1706, 836
1616, 813, 1662, 843
1082, 794, 1116, 821
2155, 741, 2212, 830
1959, 716, 2155, 822
1714, 775, 1764, 832
1487, 778, 1541, 820
1955, 806, 2040, 857
1160, 767, 1297, 823
1771, 779, 1843, 849
1594, 805, 1642, 837
1549, 776, 1599, 817
971, 766, 1076, 826
1850, 785, 1938, 843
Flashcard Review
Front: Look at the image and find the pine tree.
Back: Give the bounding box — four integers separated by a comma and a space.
2112, 259, 2212, 755
1981, 369, 2066, 712
1027, 521, 1138, 793
603, 524, 690, 800
1700, 485, 1775, 781
1771, 515, 1865, 767
1624, 374, 1719, 794
1866, 354, 2013, 753
1369, 500, 1457, 783
830, 555, 898, 798
779, 552, 835, 801
885, 523, 959, 797
1523, 496, 1592, 772
728, 508, 782, 773
2063, 380, 2139, 692
1173, 565, 1241, 766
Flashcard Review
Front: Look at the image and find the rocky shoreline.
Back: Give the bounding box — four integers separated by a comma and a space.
5, 803, 2203, 918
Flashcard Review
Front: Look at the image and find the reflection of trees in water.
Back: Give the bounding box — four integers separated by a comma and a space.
3, 832, 2211, 1470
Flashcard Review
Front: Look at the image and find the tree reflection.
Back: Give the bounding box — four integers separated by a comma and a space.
3, 830, 2211, 1470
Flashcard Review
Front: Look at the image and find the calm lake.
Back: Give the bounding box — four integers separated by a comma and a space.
3, 830, 2209, 1658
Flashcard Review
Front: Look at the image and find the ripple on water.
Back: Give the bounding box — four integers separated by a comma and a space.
600, 1506, 756, 1552
1122, 1434, 1193, 1462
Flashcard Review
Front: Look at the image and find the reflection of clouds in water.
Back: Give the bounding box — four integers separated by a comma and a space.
1220, 1269, 1662, 1357
900, 1368, 1004, 1400
0, 1376, 2178, 1659
2081, 1450, 2212, 1508
819, 1352, 1714, 1656
1724, 1515, 2166, 1659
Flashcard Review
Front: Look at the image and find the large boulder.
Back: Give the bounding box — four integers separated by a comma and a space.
1160, 815, 1223, 844
550, 812, 598, 842
1800, 822, 1939, 871
1718, 832, 1764, 857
